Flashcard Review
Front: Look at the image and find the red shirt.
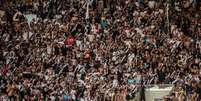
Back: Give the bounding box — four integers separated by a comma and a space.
64, 36, 75, 46
2, 64, 9, 76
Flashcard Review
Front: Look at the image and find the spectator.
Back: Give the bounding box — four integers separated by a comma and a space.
0, 0, 201, 101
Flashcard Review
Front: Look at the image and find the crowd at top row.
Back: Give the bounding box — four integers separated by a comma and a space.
0, 0, 201, 101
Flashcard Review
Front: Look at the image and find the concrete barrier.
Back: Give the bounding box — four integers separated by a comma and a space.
135, 84, 173, 101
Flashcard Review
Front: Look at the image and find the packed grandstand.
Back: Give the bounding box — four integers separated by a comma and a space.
0, 0, 201, 101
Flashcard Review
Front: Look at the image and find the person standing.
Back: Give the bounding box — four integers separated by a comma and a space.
139, 77, 145, 101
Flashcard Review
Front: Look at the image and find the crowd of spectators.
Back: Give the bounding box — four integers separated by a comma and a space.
0, 0, 201, 101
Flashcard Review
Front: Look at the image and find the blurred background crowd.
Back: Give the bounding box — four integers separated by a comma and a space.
0, 0, 201, 101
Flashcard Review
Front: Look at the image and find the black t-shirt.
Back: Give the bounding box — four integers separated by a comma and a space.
61, 46, 68, 56
157, 70, 165, 82
54, 46, 60, 55
25, 87, 31, 96
112, 30, 120, 40
42, 87, 48, 96
185, 84, 193, 94
195, 87, 201, 98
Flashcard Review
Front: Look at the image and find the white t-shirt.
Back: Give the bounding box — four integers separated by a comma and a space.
124, 40, 132, 48
128, 53, 135, 63
88, 34, 94, 42
29, 31, 34, 38
112, 79, 118, 87
148, 1, 155, 8
47, 45, 52, 54
23, 32, 28, 40
70, 90, 76, 100
76, 40, 81, 46
112, 52, 117, 61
